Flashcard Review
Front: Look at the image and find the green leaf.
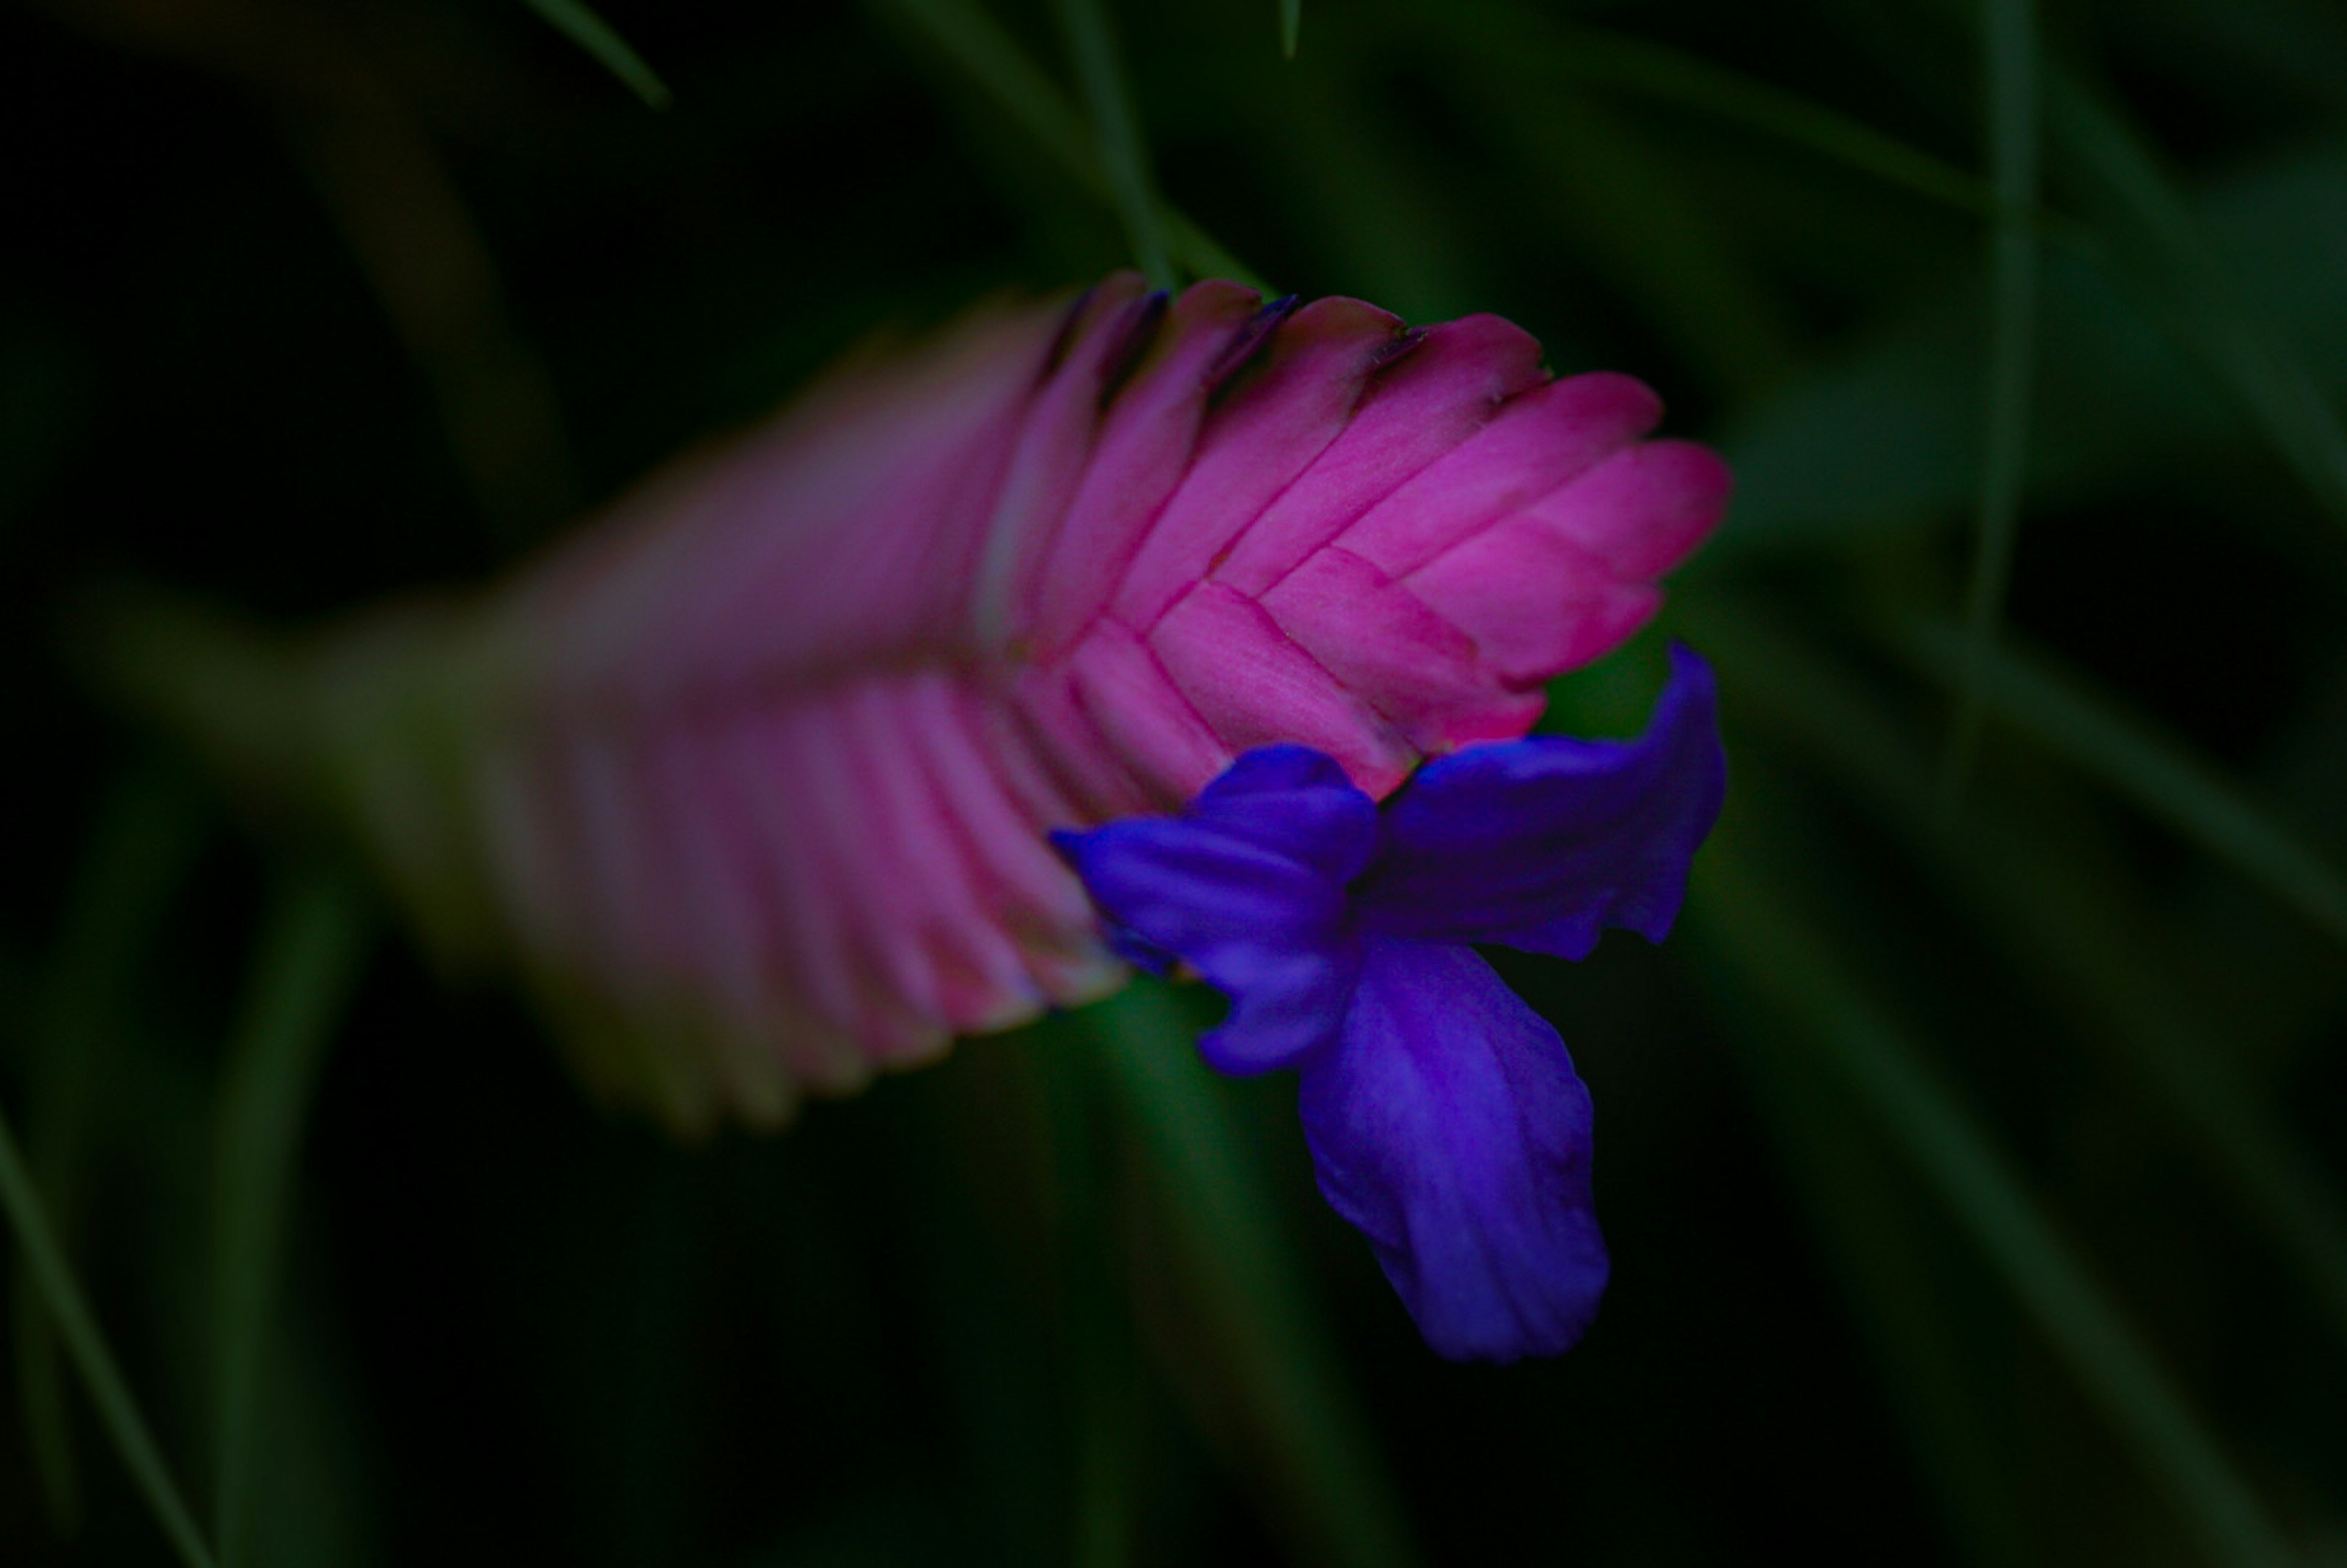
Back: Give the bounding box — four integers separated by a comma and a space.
1710, 133, 2347, 555
1695, 840, 2299, 1568
1436, 0, 1996, 215
1081, 982, 1419, 1568
1441, 65, 1799, 397
1708, 955, 2035, 1568
210, 865, 372, 1568
517, 0, 672, 109
1696, 597, 2347, 1369
876, 0, 1263, 288
2054, 83, 2347, 532
1051, 0, 1174, 288
1901, 615, 2347, 950
0, 1092, 216, 1568
1280, 0, 1301, 59
1942, 0, 2043, 805
13, 764, 211, 1535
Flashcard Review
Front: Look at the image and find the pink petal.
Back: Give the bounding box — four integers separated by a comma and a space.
1260, 547, 1542, 752
1067, 615, 1238, 800
1113, 296, 1407, 629
1151, 581, 1418, 796
1332, 371, 1661, 579
1210, 313, 1548, 597
1027, 282, 1266, 658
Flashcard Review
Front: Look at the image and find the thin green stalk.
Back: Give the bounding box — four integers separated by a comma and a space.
1279, 0, 1301, 59
211, 864, 372, 1568
1697, 843, 2301, 1568
2055, 81, 2347, 530
1697, 598, 2347, 1367
878, 0, 1263, 287
1903, 615, 2347, 950
1051, 0, 1174, 288
0, 1093, 216, 1568
1037, 1048, 1137, 1568
1942, 0, 2041, 810
1714, 970, 2035, 1568
1444, 0, 1997, 215
1082, 984, 1418, 1568
518, 0, 672, 108
15, 764, 211, 1535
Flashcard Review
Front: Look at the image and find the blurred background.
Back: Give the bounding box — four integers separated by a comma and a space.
6, 0, 2347, 1562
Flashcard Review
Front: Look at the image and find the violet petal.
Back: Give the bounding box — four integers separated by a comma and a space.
1299, 937, 1609, 1361
1354, 642, 1725, 958
1054, 746, 1376, 1073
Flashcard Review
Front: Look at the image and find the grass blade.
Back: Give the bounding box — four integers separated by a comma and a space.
1280, 0, 1301, 59
1438, 0, 1996, 215
210, 864, 371, 1568
517, 0, 672, 109
1082, 983, 1418, 1568
1050, 0, 1173, 288
15, 764, 210, 1534
1903, 615, 2347, 950
1712, 961, 2034, 1568
0, 1091, 216, 1568
876, 0, 1263, 287
1942, 0, 2042, 808
1699, 598, 2347, 1365
1696, 840, 2300, 1568
1430, 26, 1799, 397
2055, 80, 2347, 530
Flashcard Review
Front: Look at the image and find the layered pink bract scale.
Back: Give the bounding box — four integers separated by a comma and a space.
335, 273, 1730, 1130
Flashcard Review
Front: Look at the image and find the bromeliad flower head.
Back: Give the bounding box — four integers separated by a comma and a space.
1056, 646, 1725, 1363
233, 272, 1728, 1132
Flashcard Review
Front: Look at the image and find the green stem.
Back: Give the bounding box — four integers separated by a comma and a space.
0, 1093, 217, 1568
1052, 0, 1175, 288
1942, 0, 2041, 809
211, 863, 372, 1568
1699, 841, 2300, 1568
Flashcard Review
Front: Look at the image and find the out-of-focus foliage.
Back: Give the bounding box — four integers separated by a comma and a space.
4, 0, 2346, 1563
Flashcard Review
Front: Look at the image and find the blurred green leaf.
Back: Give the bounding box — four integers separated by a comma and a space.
1279, 0, 1300, 59
1943, 0, 2042, 803
210, 865, 370, 1568
517, 0, 672, 108
1698, 596, 2347, 1369
1052, 0, 1174, 288
1435, 0, 1996, 215
1444, 68, 1799, 397
1696, 839, 2300, 1568
14, 764, 211, 1535
876, 0, 1263, 287
1082, 983, 1419, 1568
1714, 133, 2347, 553
2054, 84, 2347, 532
1707, 928, 2034, 1568
0, 1092, 215, 1568
1901, 615, 2347, 950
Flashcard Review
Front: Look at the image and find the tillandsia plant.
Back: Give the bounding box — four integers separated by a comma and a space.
108, 269, 1728, 1361
26, 0, 2347, 1557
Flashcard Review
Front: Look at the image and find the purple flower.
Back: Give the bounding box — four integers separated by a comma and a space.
1056, 645, 1724, 1361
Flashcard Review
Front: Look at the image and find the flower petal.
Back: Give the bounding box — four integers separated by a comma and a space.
1055, 746, 1376, 1073
1299, 937, 1608, 1361
1354, 643, 1726, 958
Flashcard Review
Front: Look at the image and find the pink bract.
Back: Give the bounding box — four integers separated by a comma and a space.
321, 273, 1731, 1131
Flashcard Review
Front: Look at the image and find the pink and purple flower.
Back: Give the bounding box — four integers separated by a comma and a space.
1057, 646, 1724, 1361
